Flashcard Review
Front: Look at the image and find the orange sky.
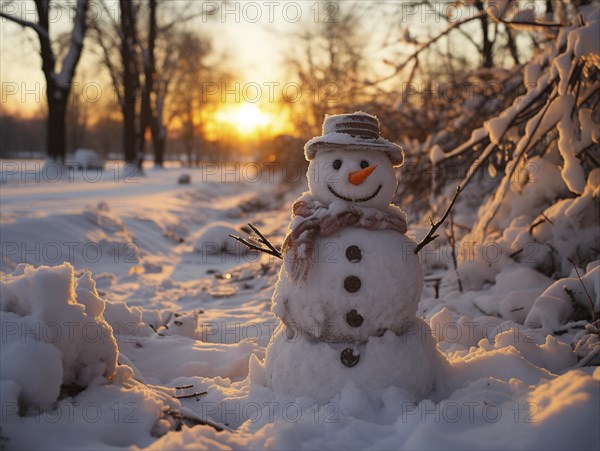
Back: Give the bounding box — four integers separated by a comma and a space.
0, 1, 490, 138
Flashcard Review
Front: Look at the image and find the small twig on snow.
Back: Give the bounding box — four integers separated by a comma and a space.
164, 408, 228, 432
509, 248, 524, 259
175, 391, 208, 400
472, 301, 498, 317
424, 277, 442, 299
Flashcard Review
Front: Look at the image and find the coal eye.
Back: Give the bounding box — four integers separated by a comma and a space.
360, 160, 369, 169
332, 159, 342, 170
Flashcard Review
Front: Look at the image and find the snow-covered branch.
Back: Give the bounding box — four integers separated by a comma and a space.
0, 11, 50, 42
56, 0, 89, 87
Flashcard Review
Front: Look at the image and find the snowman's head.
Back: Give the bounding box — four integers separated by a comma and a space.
307, 148, 397, 209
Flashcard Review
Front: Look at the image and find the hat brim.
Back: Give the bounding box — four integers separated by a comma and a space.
304, 134, 404, 167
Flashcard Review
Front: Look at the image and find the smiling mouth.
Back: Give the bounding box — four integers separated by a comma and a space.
327, 184, 382, 202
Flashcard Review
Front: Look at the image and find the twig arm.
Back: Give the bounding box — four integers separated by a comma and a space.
247, 223, 282, 258
229, 223, 283, 259
414, 186, 462, 254
228, 235, 282, 259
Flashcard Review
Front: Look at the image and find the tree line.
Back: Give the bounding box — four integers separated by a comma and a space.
1, 0, 223, 169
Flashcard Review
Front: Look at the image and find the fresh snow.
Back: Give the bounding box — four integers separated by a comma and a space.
1, 161, 598, 449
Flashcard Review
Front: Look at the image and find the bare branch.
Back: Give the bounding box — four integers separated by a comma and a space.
380, 12, 486, 83
0, 11, 50, 42
493, 16, 564, 29
89, 23, 124, 106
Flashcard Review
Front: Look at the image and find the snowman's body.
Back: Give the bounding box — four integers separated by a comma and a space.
272, 227, 423, 344
264, 112, 443, 403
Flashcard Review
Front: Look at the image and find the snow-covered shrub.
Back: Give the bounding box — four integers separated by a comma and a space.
425, 7, 600, 288
525, 261, 599, 331
504, 168, 600, 277
414, 7, 600, 341
466, 8, 599, 241
0, 263, 118, 411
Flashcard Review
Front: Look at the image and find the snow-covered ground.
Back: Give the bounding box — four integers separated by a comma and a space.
1, 161, 598, 450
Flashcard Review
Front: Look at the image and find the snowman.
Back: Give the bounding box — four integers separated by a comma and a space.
265, 112, 444, 403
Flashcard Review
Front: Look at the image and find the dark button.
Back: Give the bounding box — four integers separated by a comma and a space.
345, 245, 362, 262
344, 275, 361, 293
340, 348, 360, 367
346, 309, 364, 327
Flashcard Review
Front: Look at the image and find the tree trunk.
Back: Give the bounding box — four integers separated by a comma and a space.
46, 85, 69, 163
32, 0, 88, 164
119, 0, 141, 165
475, 1, 493, 68
154, 133, 165, 167
122, 84, 137, 164
545, 0, 554, 20
140, 0, 163, 167
506, 27, 520, 65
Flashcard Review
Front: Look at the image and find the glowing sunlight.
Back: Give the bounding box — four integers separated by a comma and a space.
215, 104, 272, 137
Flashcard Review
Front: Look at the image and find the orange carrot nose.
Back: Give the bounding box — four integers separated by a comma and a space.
348, 165, 377, 185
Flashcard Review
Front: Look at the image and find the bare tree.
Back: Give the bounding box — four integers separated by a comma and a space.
140, 1, 215, 167
167, 31, 214, 167
0, 0, 90, 163
91, 0, 208, 167
91, 0, 143, 167
282, 1, 371, 138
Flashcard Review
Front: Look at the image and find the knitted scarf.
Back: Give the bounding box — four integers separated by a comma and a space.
281, 193, 408, 283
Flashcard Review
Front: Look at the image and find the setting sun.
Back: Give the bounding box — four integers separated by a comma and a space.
215, 104, 271, 137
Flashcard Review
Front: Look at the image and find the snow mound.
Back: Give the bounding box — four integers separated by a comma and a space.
193, 222, 246, 255
68, 148, 105, 169
0, 263, 118, 410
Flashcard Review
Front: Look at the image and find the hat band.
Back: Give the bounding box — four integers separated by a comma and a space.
336, 127, 380, 140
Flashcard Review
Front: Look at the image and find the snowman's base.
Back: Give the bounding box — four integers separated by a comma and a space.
265, 318, 442, 404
